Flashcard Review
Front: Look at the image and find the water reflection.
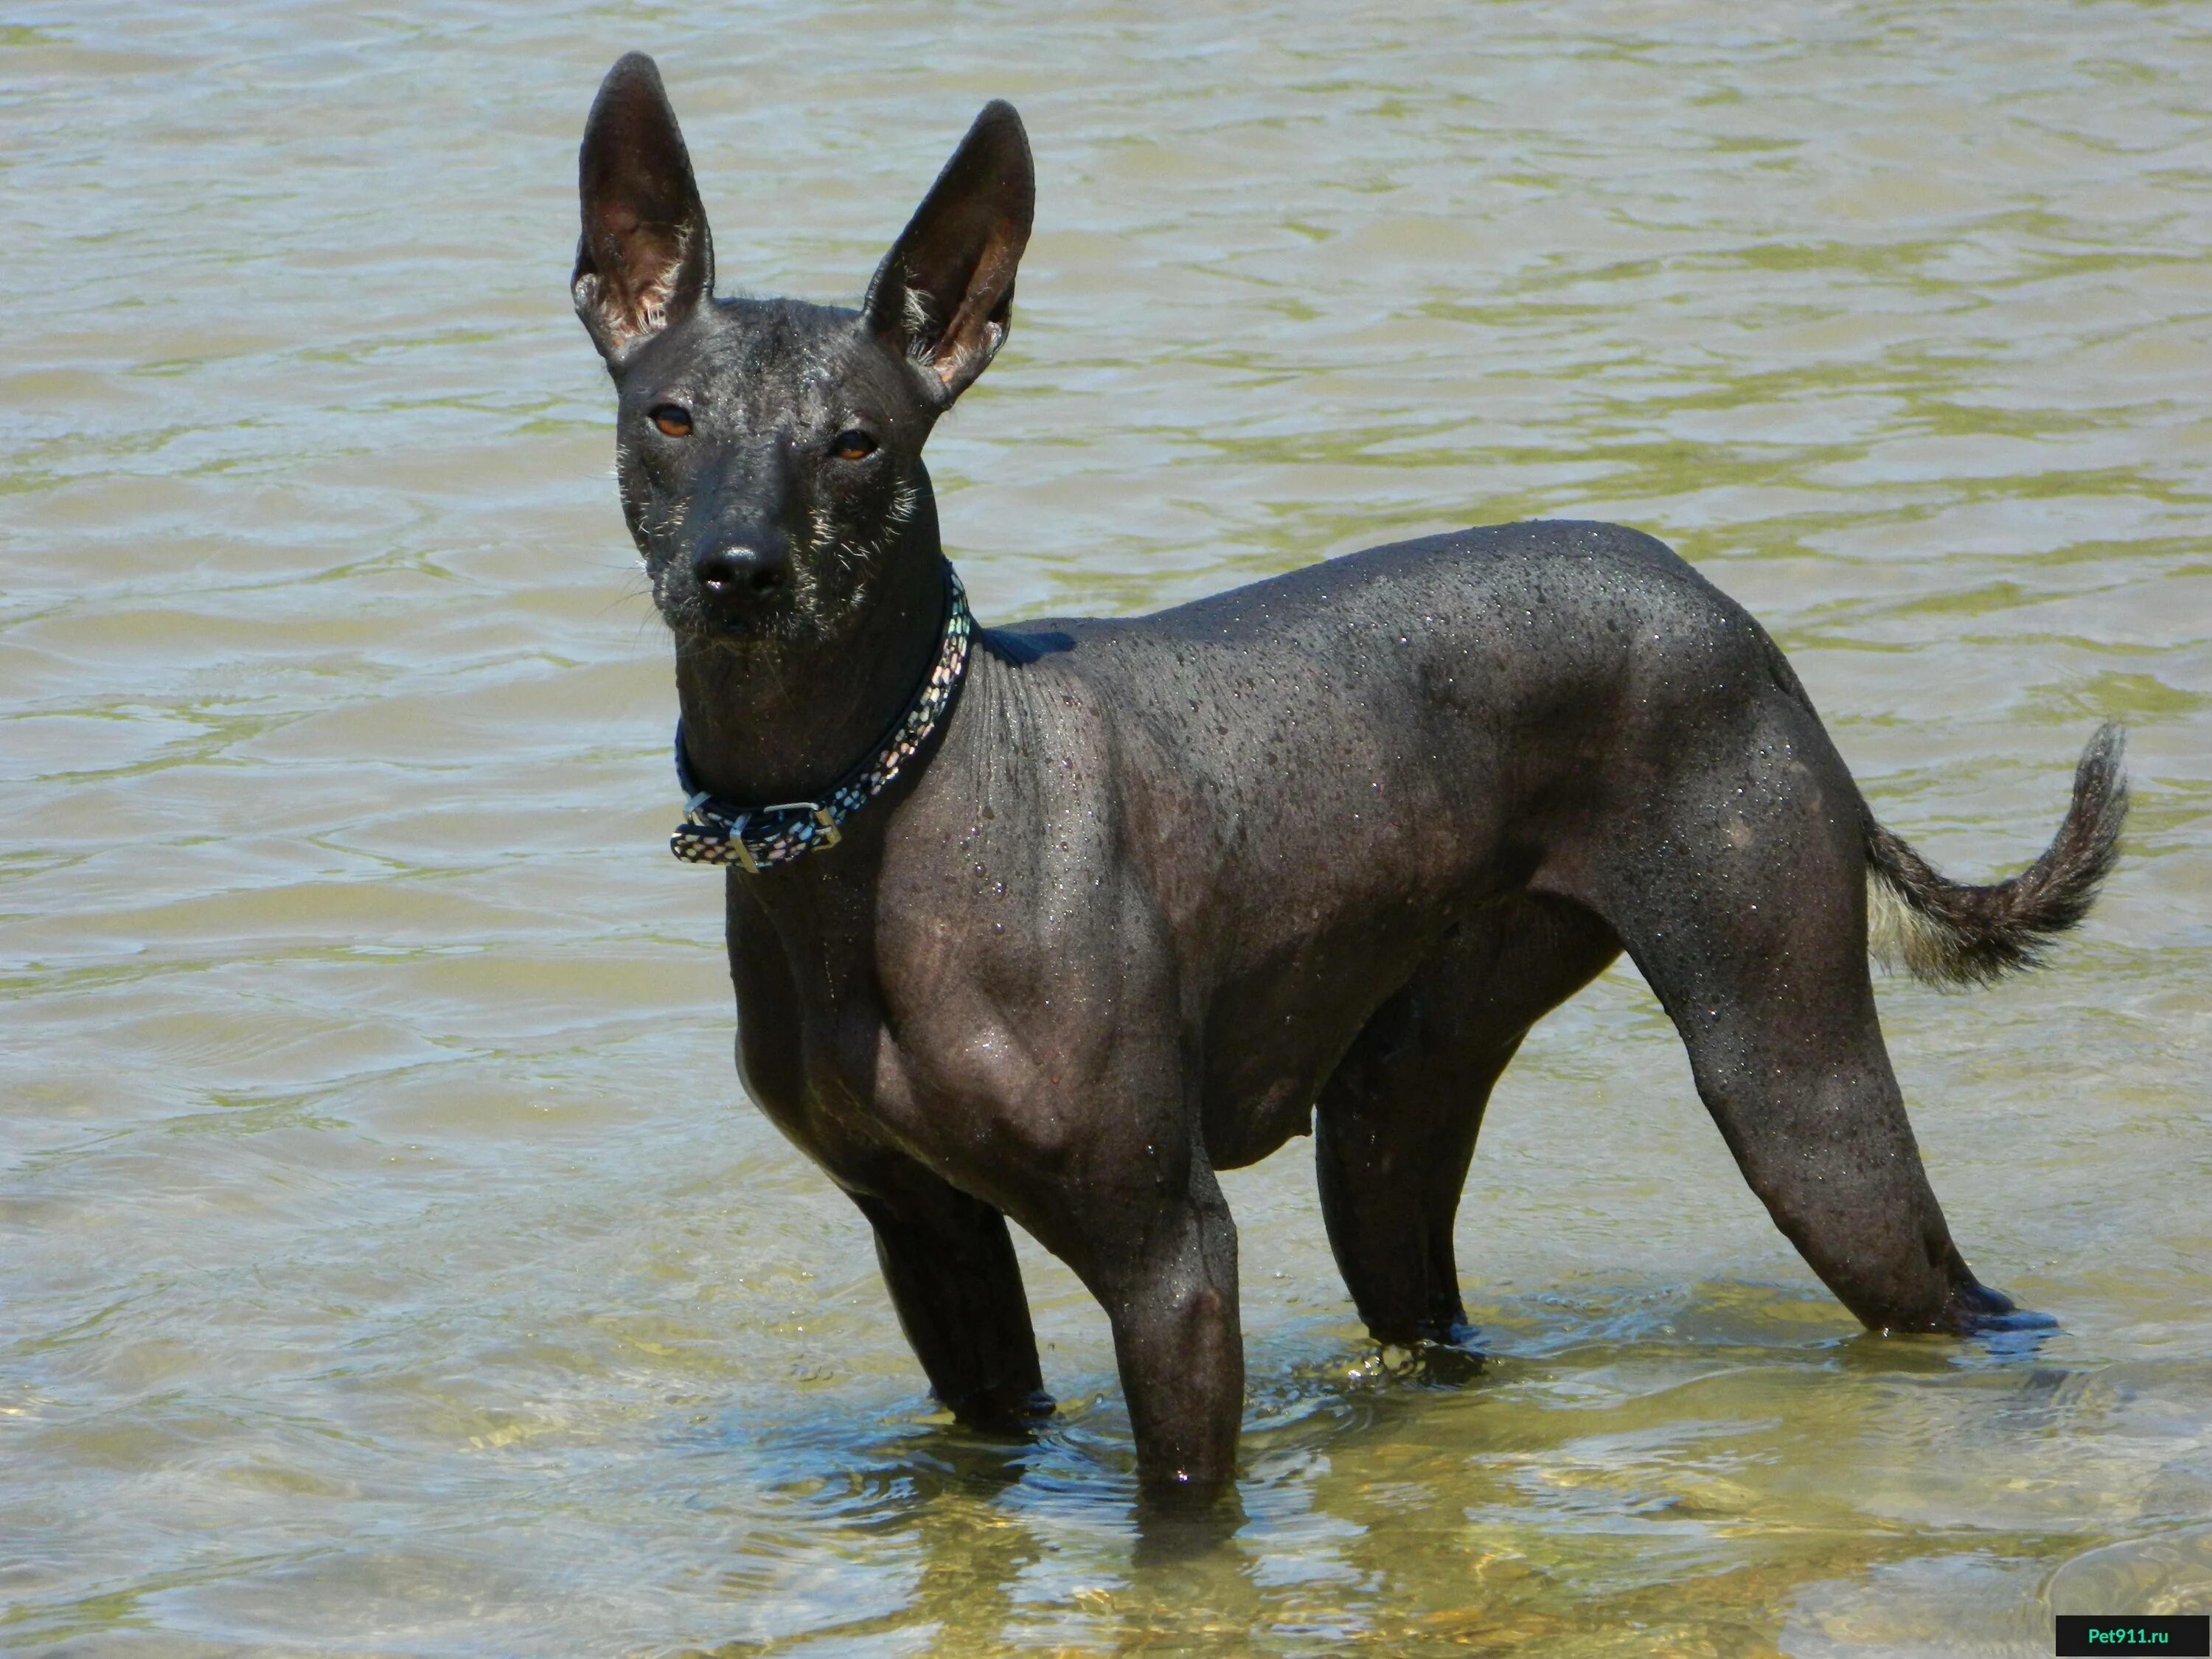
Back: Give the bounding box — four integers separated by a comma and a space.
668, 1293, 2190, 1652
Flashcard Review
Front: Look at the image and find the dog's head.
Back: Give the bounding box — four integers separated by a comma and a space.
574, 55, 1032, 646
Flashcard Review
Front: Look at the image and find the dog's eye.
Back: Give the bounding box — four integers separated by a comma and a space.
650, 405, 692, 438
832, 429, 878, 461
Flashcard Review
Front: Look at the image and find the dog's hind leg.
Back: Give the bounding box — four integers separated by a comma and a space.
846, 1161, 1049, 1430
1315, 896, 1621, 1347
1570, 701, 2020, 1335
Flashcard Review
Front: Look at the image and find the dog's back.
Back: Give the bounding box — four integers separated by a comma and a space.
963, 516, 1816, 928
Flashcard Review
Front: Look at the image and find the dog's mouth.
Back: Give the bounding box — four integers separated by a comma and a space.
654, 570, 817, 649
694, 585, 780, 635
664, 596, 774, 643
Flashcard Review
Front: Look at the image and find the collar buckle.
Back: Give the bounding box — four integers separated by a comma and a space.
744, 801, 841, 872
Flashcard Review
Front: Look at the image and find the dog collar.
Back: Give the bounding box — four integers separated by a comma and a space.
669, 563, 975, 872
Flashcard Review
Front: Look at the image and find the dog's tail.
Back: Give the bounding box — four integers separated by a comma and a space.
1864, 723, 2128, 988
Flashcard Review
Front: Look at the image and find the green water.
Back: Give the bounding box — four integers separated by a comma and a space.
3, 4, 2208, 1654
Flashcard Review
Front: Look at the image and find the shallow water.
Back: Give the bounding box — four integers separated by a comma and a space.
3, 2, 2209, 1654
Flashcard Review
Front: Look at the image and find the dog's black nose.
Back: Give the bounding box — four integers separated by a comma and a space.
694, 543, 787, 601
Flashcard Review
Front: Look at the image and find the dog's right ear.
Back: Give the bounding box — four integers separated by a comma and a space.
573, 53, 714, 364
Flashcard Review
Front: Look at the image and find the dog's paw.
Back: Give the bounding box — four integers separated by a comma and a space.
1968, 1306, 2060, 1333
1371, 1333, 1488, 1388
1948, 1284, 2060, 1358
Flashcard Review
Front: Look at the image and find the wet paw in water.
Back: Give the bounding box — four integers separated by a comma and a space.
1369, 1336, 1488, 1388
1970, 1307, 2061, 1332
1959, 1305, 2062, 1363
1948, 1281, 2060, 1354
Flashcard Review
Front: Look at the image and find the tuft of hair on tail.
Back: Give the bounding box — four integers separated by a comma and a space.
1865, 723, 2128, 988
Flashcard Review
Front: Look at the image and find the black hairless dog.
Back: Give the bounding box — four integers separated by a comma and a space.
572, 55, 2126, 1502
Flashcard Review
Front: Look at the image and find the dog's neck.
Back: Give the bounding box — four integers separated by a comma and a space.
670, 502, 951, 809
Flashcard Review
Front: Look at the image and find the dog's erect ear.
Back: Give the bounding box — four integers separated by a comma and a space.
574, 54, 714, 364
864, 102, 1034, 407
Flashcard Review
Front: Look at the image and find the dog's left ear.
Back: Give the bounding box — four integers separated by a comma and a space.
574, 53, 714, 364
865, 101, 1034, 407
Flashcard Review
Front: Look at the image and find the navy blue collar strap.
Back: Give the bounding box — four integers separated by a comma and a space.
669, 563, 975, 872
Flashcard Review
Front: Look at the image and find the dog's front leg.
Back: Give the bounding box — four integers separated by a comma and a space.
1026, 1127, 1244, 1506
845, 1161, 1049, 1432
886, 886, 1245, 1499
1102, 1163, 1243, 1505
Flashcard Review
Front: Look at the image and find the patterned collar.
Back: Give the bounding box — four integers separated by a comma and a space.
669, 563, 975, 872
